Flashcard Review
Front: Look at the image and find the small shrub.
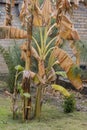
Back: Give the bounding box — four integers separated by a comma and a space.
63, 94, 76, 113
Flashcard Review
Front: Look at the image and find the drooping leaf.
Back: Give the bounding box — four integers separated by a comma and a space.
69, 40, 80, 65
0, 26, 28, 39
5, 0, 12, 26
23, 93, 31, 98
69, 65, 81, 77
33, 74, 40, 85
17, 83, 23, 95
12, 0, 15, 7
15, 65, 24, 71
56, 71, 67, 78
33, 5, 43, 26
47, 68, 56, 82
20, 0, 42, 27
41, 0, 52, 24
58, 15, 72, 40
47, 51, 56, 71
21, 42, 40, 61
53, 46, 74, 72
53, 46, 82, 90
67, 65, 82, 90
52, 84, 70, 97
33, 74, 45, 85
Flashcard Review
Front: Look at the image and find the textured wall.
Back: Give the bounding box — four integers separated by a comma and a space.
71, 3, 87, 40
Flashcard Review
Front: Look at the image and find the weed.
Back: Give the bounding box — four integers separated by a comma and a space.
63, 94, 76, 113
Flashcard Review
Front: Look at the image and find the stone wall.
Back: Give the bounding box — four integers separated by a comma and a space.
71, 3, 87, 40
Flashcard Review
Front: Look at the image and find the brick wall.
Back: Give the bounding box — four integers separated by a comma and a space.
0, 2, 87, 75
71, 3, 87, 40
64, 3, 87, 63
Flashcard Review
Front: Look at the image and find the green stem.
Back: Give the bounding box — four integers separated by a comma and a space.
34, 85, 42, 119
22, 15, 33, 120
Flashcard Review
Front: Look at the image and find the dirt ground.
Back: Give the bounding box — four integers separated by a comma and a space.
0, 80, 87, 112
44, 89, 87, 112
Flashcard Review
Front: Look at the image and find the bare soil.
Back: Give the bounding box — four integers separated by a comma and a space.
0, 80, 87, 112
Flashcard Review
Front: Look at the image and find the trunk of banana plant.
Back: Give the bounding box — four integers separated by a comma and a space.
34, 60, 45, 119
22, 16, 33, 120
22, 76, 31, 120
34, 84, 42, 119
12, 87, 18, 119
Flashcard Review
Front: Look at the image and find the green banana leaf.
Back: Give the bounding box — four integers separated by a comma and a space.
51, 84, 70, 97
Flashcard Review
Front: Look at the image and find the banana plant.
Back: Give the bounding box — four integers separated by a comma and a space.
0, 0, 84, 121
30, 26, 71, 118
31, 26, 57, 118
19, 25, 71, 118
15, 0, 83, 120
17, 0, 83, 120
30, 20, 82, 118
